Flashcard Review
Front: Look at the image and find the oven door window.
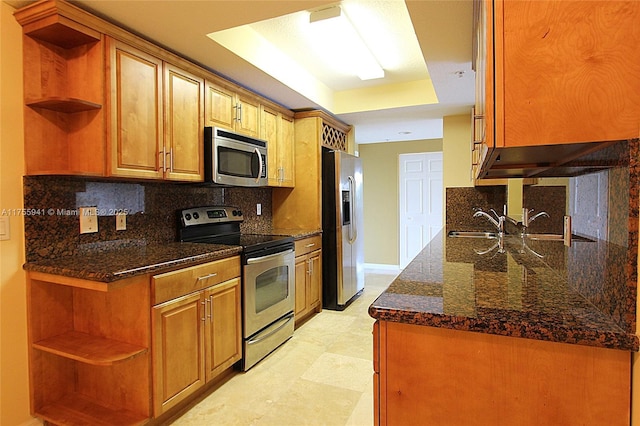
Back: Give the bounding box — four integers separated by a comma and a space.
218, 146, 262, 178
255, 265, 289, 313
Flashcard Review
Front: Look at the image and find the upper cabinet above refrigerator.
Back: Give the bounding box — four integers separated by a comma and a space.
473, 0, 640, 180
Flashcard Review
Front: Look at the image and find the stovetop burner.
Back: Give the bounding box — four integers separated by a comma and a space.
178, 206, 294, 255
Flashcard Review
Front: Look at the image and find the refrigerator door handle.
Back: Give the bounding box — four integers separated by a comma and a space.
348, 175, 357, 244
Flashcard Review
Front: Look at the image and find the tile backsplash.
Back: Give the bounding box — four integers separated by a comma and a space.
23, 176, 272, 262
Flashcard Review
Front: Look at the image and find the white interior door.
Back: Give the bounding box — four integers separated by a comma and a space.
399, 152, 443, 268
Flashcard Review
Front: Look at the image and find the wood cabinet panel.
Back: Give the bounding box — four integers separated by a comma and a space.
474, 0, 640, 179
152, 259, 241, 417
374, 320, 631, 426
308, 251, 321, 309
107, 38, 163, 179
152, 292, 205, 415
294, 236, 322, 325
500, 1, 640, 147
278, 114, 295, 187
264, 106, 295, 187
205, 80, 261, 138
294, 257, 308, 317
273, 116, 324, 230
205, 80, 235, 129
205, 278, 242, 379
152, 256, 241, 304
236, 95, 260, 138
263, 106, 279, 184
164, 63, 204, 181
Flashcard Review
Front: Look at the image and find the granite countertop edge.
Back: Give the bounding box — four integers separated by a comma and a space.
23, 243, 243, 283
369, 231, 640, 352
368, 306, 639, 352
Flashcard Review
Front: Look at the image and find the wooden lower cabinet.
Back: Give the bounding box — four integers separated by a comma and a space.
26, 272, 151, 426
152, 258, 241, 417
26, 256, 242, 425
294, 236, 322, 325
373, 320, 631, 426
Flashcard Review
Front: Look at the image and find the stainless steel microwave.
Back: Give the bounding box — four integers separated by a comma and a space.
204, 127, 268, 187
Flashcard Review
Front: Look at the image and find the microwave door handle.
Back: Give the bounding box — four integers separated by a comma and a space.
254, 148, 263, 183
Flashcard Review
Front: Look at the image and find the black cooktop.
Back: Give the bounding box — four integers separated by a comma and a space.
189, 233, 293, 249
178, 206, 294, 256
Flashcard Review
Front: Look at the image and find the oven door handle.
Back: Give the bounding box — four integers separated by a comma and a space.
247, 313, 294, 345
246, 248, 294, 264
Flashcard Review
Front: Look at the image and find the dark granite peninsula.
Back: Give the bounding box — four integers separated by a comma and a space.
370, 232, 635, 426
370, 233, 637, 351
370, 144, 639, 426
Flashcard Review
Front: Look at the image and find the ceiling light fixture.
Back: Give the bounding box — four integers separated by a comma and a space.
309, 6, 384, 81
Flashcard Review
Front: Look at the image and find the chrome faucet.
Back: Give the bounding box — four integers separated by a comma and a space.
522, 208, 549, 227
473, 209, 506, 235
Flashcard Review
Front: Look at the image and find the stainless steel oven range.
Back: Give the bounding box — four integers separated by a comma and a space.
178, 206, 295, 371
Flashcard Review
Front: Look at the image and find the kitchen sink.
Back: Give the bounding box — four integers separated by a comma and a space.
447, 231, 498, 239
525, 233, 595, 243
447, 231, 595, 243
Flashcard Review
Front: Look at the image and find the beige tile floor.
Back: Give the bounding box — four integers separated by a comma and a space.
171, 270, 397, 426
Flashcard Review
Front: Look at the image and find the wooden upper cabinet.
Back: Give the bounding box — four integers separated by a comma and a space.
278, 114, 295, 187
236, 95, 260, 138
492, 0, 640, 147
107, 38, 204, 181
17, 1, 294, 182
164, 63, 204, 181
107, 38, 163, 179
205, 79, 260, 138
205, 80, 235, 130
262, 106, 295, 187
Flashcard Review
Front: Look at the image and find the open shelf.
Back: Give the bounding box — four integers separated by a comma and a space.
38, 392, 148, 426
27, 97, 102, 113
33, 331, 147, 366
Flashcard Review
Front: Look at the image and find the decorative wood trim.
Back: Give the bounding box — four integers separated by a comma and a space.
293, 109, 351, 134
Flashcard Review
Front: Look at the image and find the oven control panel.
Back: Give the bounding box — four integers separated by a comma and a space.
180, 206, 244, 227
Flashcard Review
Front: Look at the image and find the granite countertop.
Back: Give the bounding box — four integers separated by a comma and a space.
23, 229, 319, 283
23, 240, 242, 282
270, 228, 322, 239
369, 231, 639, 351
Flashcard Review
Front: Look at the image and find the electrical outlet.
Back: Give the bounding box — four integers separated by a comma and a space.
79, 207, 98, 234
256, 203, 262, 216
116, 212, 127, 231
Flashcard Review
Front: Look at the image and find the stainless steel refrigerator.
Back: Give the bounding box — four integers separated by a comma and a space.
322, 149, 364, 310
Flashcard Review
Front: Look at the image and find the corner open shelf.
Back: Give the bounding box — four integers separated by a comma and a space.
37, 393, 148, 426
33, 331, 147, 366
27, 97, 102, 113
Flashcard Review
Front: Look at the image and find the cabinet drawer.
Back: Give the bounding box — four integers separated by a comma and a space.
152, 256, 240, 305
294, 235, 322, 257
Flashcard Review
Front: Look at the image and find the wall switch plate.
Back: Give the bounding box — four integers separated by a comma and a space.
256, 203, 262, 216
0, 216, 10, 241
116, 212, 127, 231
79, 207, 98, 234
